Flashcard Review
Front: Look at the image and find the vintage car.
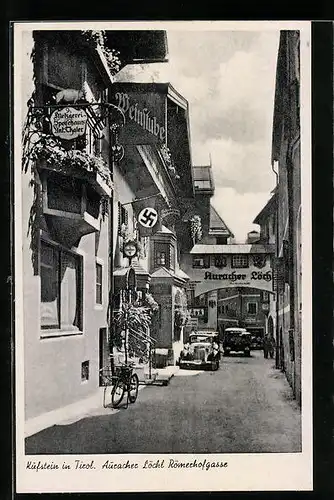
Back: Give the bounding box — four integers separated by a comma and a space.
222, 327, 252, 357
177, 331, 220, 370
251, 335, 264, 350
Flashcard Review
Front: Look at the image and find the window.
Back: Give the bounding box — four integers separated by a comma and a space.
96, 263, 103, 304
247, 302, 257, 315
45, 172, 102, 221
231, 255, 249, 268
118, 202, 129, 234
81, 361, 90, 382
192, 255, 210, 269
40, 241, 82, 332
86, 123, 101, 157
156, 251, 166, 266
218, 305, 226, 315
169, 244, 175, 270
194, 180, 212, 189
214, 255, 227, 268
47, 173, 82, 214
86, 185, 101, 220
155, 242, 169, 268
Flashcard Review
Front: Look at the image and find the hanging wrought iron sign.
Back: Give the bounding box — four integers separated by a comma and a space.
50, 106, 88, 140
25, 99, 126, 166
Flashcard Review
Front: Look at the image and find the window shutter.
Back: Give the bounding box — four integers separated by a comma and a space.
272, 256, 285, 293
124, 207, 129, 226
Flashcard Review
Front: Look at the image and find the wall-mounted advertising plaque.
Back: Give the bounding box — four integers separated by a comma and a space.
50, 107, 88, 140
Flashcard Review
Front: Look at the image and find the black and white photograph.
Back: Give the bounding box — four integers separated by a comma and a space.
14, 21, 312, 493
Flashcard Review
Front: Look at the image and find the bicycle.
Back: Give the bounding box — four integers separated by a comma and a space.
100, 361, 139, 409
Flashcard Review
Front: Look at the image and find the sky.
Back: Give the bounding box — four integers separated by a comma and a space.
114, 29, 280, 243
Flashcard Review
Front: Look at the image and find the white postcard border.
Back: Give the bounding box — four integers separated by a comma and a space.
13, 20, 313, 493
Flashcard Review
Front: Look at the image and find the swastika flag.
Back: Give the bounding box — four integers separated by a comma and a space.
132, 195, 162, 237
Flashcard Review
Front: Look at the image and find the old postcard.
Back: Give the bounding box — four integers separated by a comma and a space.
13, 20, 312, 492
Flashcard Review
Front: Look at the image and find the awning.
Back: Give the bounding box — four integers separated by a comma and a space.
190, 244, 275, 255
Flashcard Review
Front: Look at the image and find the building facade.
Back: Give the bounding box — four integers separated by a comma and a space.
272, 30, 301, 405
109, 82, 194, 366
253, 192, 278, 348
19, 29, 168, 432
255, 30, 301, 404
179, 165, 275, 339
217, 286, 269, 341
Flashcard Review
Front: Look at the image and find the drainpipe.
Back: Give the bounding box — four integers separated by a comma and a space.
272, 161, 280, 369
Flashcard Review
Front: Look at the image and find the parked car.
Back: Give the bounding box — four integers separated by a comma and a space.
251, 335, 264, 350
177, 331, 220, 371
223, 327, 251, 357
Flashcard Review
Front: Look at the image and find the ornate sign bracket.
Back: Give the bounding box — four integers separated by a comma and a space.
25, 101, 126, 165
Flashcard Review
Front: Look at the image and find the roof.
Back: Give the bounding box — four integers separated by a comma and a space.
158, 225, 174, 235
190, 244, 275, 254
130, 261, 150, 276
225, 327, 247, 332
150, 266, 188, 283
210, 205, 234, 237
190, 331, 218, 336
253, 194, 277, 224
193, 165, 215, 192
113, 267, 129, 277
175, 268, 191, 281
150, 267, 174, 279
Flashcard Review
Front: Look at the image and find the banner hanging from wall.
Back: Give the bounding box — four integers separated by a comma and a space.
132, 195, 162, 237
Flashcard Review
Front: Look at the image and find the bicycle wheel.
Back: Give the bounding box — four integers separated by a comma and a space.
112, 379, 125, 408
128, 373, 139, 403
103, 385, 114, 408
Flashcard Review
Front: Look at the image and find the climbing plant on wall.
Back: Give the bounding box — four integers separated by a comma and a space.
81, 30, 121, 75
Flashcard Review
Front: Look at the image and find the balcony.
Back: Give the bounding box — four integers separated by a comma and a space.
40, 169, 109, 247
30, 133, 113, 247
